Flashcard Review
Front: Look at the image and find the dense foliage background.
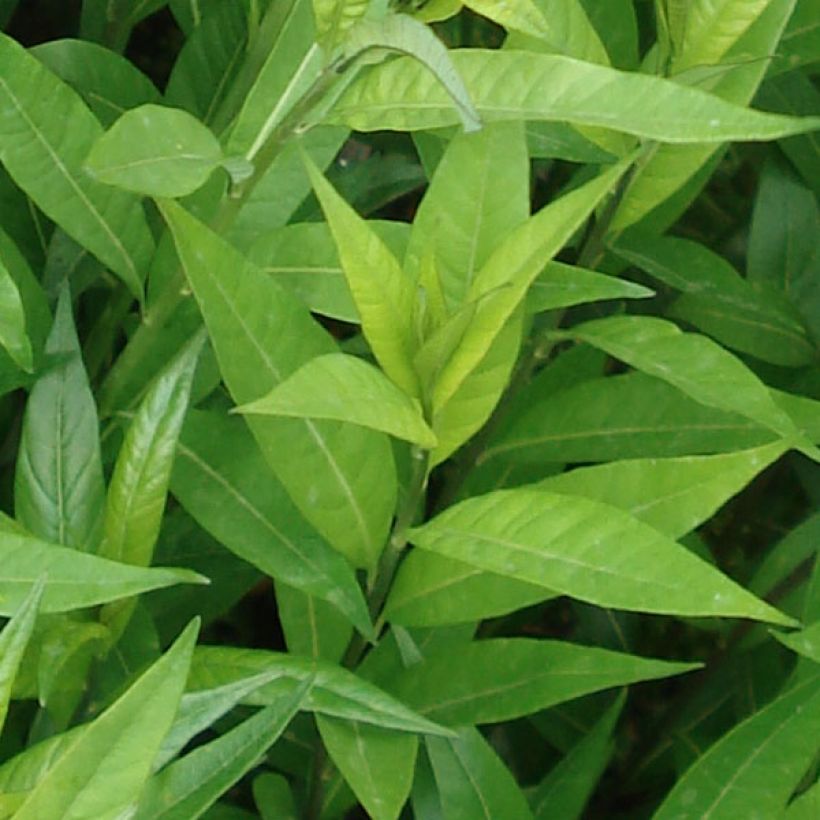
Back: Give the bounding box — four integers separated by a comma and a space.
0, 1, 818, 818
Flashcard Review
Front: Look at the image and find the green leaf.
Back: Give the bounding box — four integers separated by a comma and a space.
160, 198, 396, 570
785, 778, 820, 820
0, 257, 32, 371
531, 693, 624, 820
387, 638, 697, 725
14, 285, 105, 551
409, 488, 794, 625
0, 32, 154, 299
405, 121, 530, 312
100, 330, 204, 568
236, 353, 437, 447
313, 0, 369, 47
655, 674, 820, 819
134, 680, 310, 820
772, 620, 820, 663
326, 49, 820, 141
560, 316, 819, 459
86, 104, 223, 197
171, 410, 373, 639
305, 157, 420, 396
187, 646, 454, 735
253, 773, 298, 820
525, 260, 654, 314
0, 579, 44, 734
31, 39, 161, 128
317, 716, 417, 820
14, 619, 199, 820
465, 0, 550, 40
0, 531, 205, 616
426, 728, 534, 820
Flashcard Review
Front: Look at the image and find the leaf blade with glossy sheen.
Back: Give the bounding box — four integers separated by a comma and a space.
0, 258, 31, 371
237, 353, 436, 447
410, 488, 794, 625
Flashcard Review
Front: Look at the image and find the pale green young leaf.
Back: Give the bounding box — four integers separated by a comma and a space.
0, 579, 44, 734
31, 39, 161, 128
236, 353, 437, 447
305, 157, 420, 396
317, 716, 417, 820
160, 198, 396, 570
134, 680, 310, 820
772, 620, 820, 663
313, 0, 369, 47
14, 620, 199, 820
655, 674, 820, 819
0, 33, 154, 299
326, 49, 820, 140
86, 104, 223, 198
405, 121, 530, 311
426, 728, 534, 820
14, 286, 105, 551
387, 638, 697, 725
100, 330, 204, 568
0, 531, 205, 616
561, 316, 820, 460
410, 488, 794, 625
0, 258, 32, 371
531, 693, 624, 820
465, 0, 549, 40
188, 646, 453, 735
432, 159, 630, 413
172, 411, 373, 638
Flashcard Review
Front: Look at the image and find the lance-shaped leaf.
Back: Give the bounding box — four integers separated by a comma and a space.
432, 159, 630, 412
188, 647, 453, 736
0, 33, 154, 299
159, 199, 396, 570
0, 259, 31, 372
326, 49, 820, 141
13, 620, 198, 820
409, 488, 794, 625
0, 579, 44, 734
86, 104, 224, 198
531, 693, 625, 820
559, 316, 820, 460
317, 716, 417, 820
785, 779, 820, 820
387, 638, 697, 725
305, 157, 420, 396
426, 728, 534, 820
171, 411, 373, 639
134, 680, 310, 820
0, 531, 205, 616
772, 621, 820, 664
14, 286, 105, 551
100, 330, 204, 568
236, 353, 437, 447
655, 674, 820, 819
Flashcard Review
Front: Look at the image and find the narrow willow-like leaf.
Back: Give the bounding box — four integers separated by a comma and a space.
561, 316, 819, 460
410, 488, 794, 624
31, 39, 161, 127
326, 49, 820, 141
100, 330, 204, 568
0, 579, 43, 734
317, 716, 417, 820
187, 647, 453, 736
773, 621, 820, 663
0, 531, 205, 616
172, 411, 373, 638
426, 728, 534, 819
305, 157, 420, 396
387, 638, 697, 725
236, 353, 437, 447
0, 33, 154, 299
531, 693, 624, 819
86, 104, 224, 197
433, 159, 630, 413
14, 286, 105, 551
655, 674, 820, 819
134, 680, 310, 819
0, 257, 31, 371
160, 198, 396, 569
14, 620, 199, 820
